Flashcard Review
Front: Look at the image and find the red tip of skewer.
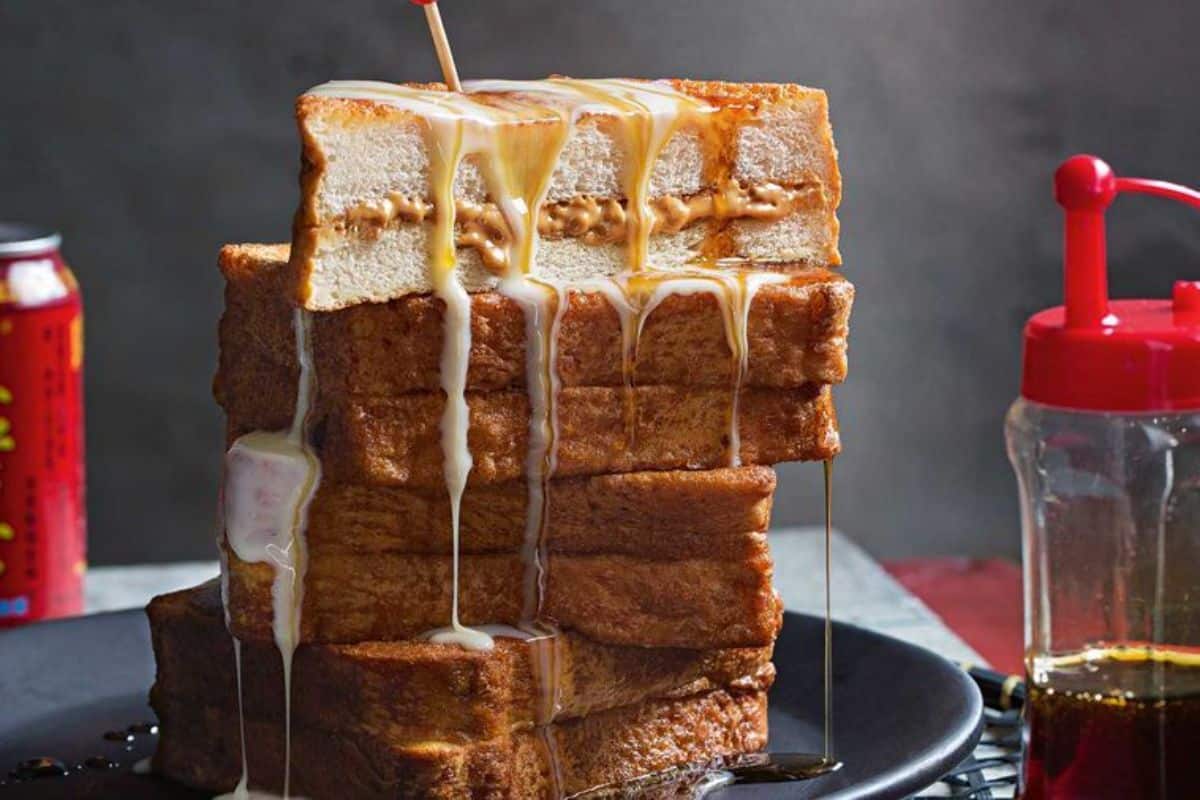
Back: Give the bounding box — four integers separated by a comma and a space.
410, 0, 436, 5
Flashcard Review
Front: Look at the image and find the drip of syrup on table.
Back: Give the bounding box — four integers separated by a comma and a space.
9, 757, 70, 780
5, 720, 162, 784
573, 753, 841, 798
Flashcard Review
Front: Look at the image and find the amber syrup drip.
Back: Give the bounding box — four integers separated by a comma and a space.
823, 457, 834, 763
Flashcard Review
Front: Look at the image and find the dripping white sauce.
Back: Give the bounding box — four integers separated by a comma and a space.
571, 278, 639, 444
220, 308, 320, 799
424, 263, 494, 653
422, 107, 495, 653
420, 622, 541, 642
497, 276, 563, 623
728, 273, 788, 466
631, 272, 783, 467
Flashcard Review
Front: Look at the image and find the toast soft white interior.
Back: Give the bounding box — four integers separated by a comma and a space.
292, 79, 843, 310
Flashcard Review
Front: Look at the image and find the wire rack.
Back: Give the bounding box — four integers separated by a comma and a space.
913, 698, 1021, 798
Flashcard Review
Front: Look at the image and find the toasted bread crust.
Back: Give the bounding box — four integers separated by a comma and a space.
225, 384, 837, 489
320, 384, 838, 487
154, 76, 851, 800
225, 536, 782, 648
291, 467, 775, 557
150, 583, 773, 741
150, 583, 770, 798
290, 78, 842, 307
292, 78, 841, 220
216, 243, 852, 397
155, 690, 767, 799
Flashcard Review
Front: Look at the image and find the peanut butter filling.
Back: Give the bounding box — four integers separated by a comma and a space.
339, 180, 824, 274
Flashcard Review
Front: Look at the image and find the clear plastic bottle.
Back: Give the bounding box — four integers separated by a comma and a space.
1008, 401, 1200, 799
1009, 156, 1200, 799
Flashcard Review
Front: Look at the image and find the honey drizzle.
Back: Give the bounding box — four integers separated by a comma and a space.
549, 79, 703, 272
624, 270, 782, 467
823, 458, 834, 762
474, 86, 573, 798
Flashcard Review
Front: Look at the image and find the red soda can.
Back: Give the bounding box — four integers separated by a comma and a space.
0, 223, 86, 626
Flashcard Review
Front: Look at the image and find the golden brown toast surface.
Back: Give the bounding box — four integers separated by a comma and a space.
150, 583, 770, 799
156, 690, 767, 799
225, 536, 782, 648
227, 383, 838, 489
150, 583, 773, 740
217, 243, 852, 396
295, 466, 775, 557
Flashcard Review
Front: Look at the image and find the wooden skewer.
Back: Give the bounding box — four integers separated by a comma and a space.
413, 0, 461, 91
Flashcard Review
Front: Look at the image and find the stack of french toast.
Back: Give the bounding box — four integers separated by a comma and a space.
148, 78, 852, 798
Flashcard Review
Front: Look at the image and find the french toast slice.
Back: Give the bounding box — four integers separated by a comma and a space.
283, 466, 776, 557
155, 690, 768, 799
293, 79, 841, 309
150, 583, 771, 799
224, 534, 782, 648
226, 383, 838, 489
150, 583, 773, 740
217, 243, 853, 397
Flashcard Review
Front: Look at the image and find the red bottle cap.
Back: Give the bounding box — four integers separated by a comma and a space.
1021, 155, 1200, 411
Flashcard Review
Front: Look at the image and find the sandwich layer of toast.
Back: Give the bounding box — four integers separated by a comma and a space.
156, 689, 767, 799
228, 383, 838, 489
150, 583, 773, 740
151, 583, 770, 799
225, 535, 782, 648
283, 466, 775, 557
293, 79, 841, 308
219, 244, 852, 396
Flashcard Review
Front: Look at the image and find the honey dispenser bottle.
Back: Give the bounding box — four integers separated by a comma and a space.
1007, 155, 1200, 799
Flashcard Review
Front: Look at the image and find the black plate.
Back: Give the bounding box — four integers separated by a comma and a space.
0, 610, 981, 799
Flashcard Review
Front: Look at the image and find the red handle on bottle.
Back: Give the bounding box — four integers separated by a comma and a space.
1055, 155, 1200, 328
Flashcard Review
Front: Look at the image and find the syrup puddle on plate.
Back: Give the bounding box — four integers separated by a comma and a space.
3, 721, 160, 786
572, 752, 842, 799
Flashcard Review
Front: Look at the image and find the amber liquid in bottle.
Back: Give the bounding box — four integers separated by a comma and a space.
1023, 648, 1200, 800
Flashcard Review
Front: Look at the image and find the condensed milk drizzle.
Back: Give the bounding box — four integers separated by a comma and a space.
571, 278, 640, 444
419, 105, 494, 653
220, 308, 321, 799
729, 272, 788, 465
545, 78, 704, 272
621, 270, 783, 467
466, 87, 574, 790
505, 278, 567, 623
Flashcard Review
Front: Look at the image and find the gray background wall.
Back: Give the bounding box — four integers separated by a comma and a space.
3, 1, 1199, 565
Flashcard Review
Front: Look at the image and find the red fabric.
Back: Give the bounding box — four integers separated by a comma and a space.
883, 558, 1024, 675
